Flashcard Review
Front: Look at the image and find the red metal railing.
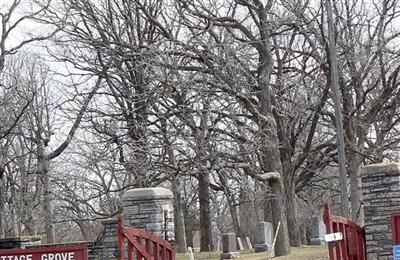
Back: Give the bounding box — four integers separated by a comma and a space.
118, 215, 176, 260
323, 204, 366, 260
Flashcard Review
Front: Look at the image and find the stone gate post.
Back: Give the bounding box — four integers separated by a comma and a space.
362, 162, 400, 260
122, 187, 175, 241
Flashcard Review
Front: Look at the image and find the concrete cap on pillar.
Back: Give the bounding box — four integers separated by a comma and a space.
362, 162, 400, 176
122, 187, 173, 201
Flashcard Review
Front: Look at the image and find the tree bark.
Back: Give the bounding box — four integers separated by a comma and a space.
199, 169, 213, 251
172, 177, 187, 253
9, 176, 18, 237
258, 36, 291, 258
286, 186, 301, 246
227, 196, 243, 241
269, 179, 290, 256
38, 141, 55, 243
42, 169, 55, 243
0, 175, 5, 238
0, 143, 5, 238
349, 156, 363, 225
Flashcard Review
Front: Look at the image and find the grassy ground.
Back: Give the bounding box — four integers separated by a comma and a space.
176, 245, 329, 260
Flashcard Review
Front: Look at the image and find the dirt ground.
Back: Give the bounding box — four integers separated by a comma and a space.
176, 245, 329, 260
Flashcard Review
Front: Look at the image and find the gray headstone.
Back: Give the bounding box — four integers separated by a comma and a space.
222, 233, 237, 253
221, 233, 240, 259
246, 237, 253, 249
192, 231, 200, 252
310, 216, 326, 245
254, 222, 273, 252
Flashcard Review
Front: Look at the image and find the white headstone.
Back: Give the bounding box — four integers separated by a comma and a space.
246, 237, 253, 249
237, 237, 244, 251
187, 247, 194, 260
217, 237, 221, 252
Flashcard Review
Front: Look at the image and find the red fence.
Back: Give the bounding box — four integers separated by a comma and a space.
323, 204, 366, 260
118, 215, 175, 260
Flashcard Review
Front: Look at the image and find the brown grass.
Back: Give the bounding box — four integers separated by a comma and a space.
176, 245, 329, 260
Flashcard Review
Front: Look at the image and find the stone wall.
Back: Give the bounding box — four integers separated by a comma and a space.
0, 236, 42, 249
88, 219, 118, 260
362, 162, 400, 260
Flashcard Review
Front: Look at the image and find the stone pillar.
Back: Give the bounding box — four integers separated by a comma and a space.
122, 187, 174, 241
362, 163, 400, 260
88, 219, 119, 259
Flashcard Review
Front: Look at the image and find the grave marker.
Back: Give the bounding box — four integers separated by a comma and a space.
192, 231, 200, 252
221, 233, 239, 259
187, 247, 194, 260
237, 237, 244, 251
310, 216, 326, 245
254, 222, 273, 252
246, 237, 253, 249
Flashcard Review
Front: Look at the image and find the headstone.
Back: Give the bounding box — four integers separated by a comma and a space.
254, 222, 273, 253
221, 233, 240, 259
237, 237, 244, 251
310, 216, 326, 245
192, 231, 201, 252
212, 229, 219, 251
217, 237, 221, 252
188, 247, 195, 260
246, 237, 253, 249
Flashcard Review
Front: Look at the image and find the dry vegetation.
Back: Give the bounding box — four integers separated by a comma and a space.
176, 246, 329, 260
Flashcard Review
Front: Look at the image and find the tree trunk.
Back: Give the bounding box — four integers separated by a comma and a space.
286, 186, 301, 247
260, 118, 290, 256
258, 43, 291, 256
227, 195, 243, 240
0, 175, 5, 238
0, 143, 5, 238
9, 178, 18, 237
199, 169, 213, 251
19, 154, 35, 235
172, 177, 187, 253
276, 113, 301, 247
38, 142, 55, 243
42, 169, 55, 243
270, 180, 290, 256
341, 60, 364, 224
349, 156, 363, 225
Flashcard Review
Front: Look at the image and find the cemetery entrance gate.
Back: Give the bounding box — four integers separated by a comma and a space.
324, 205, 366, 260
118, 216, 176, 260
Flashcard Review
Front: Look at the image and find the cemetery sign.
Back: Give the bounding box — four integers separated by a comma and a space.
0, 245, 87, 260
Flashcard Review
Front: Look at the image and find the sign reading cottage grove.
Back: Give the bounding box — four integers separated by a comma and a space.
0, 245, 87, 260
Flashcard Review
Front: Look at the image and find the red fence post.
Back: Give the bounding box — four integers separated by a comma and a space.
154, 242, 159, 260
324, 204, 335, 260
